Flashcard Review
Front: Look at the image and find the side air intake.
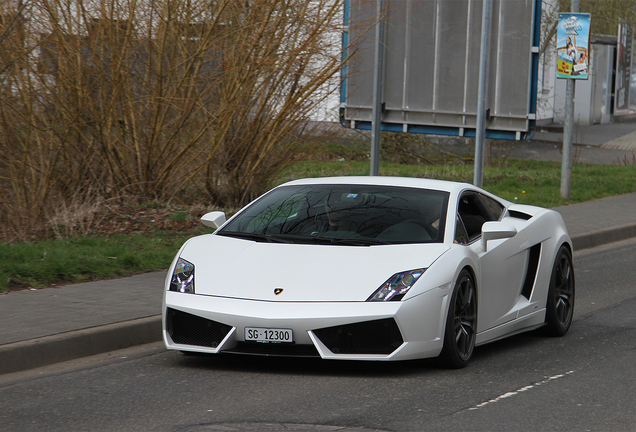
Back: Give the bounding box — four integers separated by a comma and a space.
508, 210, 533, 220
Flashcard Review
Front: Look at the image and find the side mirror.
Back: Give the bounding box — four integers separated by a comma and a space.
201, 211, 226, 229
481, 221, 517, 251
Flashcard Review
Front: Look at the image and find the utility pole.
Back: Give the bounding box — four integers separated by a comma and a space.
561, 0, 580, 199
474, 0, 494, 188
370, 0, 386, 176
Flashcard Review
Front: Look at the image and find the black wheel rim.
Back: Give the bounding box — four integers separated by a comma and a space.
454, 275, 477, 361
554, 253, 574, 326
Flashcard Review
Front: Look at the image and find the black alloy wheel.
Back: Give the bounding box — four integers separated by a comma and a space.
544, 245, 575, 336
441, 269, 477, 368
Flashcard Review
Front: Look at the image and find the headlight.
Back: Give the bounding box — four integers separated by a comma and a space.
367, 269, 426, 301
169, 258, 195, 293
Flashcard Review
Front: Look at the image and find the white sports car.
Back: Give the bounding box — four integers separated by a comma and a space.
163, 177, 575, 368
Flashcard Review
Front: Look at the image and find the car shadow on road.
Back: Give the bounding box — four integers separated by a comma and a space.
173, 350, 443, 377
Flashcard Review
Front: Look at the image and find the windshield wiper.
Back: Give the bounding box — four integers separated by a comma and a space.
216, 231, 285, 243
266, 233, 321, 244
327, 237, 390, 246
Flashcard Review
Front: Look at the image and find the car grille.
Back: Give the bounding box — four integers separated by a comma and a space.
166, 308, 232, 348
313, 318, 404, 355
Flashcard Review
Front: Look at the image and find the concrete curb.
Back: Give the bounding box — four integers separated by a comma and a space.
570, 223, 636, 252
0, 316, 161, 375
2, 226, 636, 376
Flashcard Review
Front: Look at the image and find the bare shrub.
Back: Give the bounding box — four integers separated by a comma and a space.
0, 0, 347, 241
46, 188, 109, 239
380, 132, 474, 166
615, 151, 636, 166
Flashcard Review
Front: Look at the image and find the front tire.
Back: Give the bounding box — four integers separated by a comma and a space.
440, 269, 477, 368
544, 246, 575, 336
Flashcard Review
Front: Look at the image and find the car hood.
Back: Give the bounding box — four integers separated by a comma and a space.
178, 234, 450, 302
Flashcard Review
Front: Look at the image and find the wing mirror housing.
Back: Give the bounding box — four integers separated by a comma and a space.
201, 211, 226, 229
481, 221, 517, 251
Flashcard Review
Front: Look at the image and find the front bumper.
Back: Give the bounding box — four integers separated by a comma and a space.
162, 287, 451, 361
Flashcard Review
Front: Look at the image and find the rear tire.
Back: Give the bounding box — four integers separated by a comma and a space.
544, 246, 575, 336
440, 269, 477, 369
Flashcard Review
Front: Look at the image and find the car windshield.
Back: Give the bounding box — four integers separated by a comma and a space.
218, 184, 449, 245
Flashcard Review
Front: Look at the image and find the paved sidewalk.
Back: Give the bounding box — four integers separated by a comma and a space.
534, 119, 636, 148
2, 120, 636, 375
554, 193, 636, 251
519, 119, 636, 164
0, 272, 166, 374
430, 120, 636, 165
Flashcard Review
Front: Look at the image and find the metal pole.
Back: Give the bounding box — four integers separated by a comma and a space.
474, 0, 493, 188
370, 0, 385, 176
561, 0, 579, 199
561, 80, 575, 199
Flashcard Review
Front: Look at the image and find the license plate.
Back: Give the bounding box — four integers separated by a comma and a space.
245, 327, 293, 343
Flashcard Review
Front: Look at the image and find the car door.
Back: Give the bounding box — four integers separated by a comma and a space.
457, 192, 528, 332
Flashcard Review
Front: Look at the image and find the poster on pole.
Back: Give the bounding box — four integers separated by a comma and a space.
556, 13, 591, 79
614, 23, 634, 114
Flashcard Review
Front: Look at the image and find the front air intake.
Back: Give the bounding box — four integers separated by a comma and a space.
313, 318, 404, 355
226, 342, 320, 357
166, 308, 232, 348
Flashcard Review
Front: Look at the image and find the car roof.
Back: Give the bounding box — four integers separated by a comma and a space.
280, 176, 476, 195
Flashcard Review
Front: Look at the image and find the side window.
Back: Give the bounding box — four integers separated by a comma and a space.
454, 217, 469, 245
480, 194, 505, 221
457, 192, 493, 240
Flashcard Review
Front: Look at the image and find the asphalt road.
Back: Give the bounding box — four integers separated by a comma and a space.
1, 239, 635, 432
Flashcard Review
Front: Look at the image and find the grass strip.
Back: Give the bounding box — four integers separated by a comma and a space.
0, 231, 197, 291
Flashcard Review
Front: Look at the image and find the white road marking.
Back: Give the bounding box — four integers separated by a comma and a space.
468, 370, 576, 411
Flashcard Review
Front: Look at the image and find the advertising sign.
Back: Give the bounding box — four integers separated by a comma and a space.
556, 13, 591, 80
